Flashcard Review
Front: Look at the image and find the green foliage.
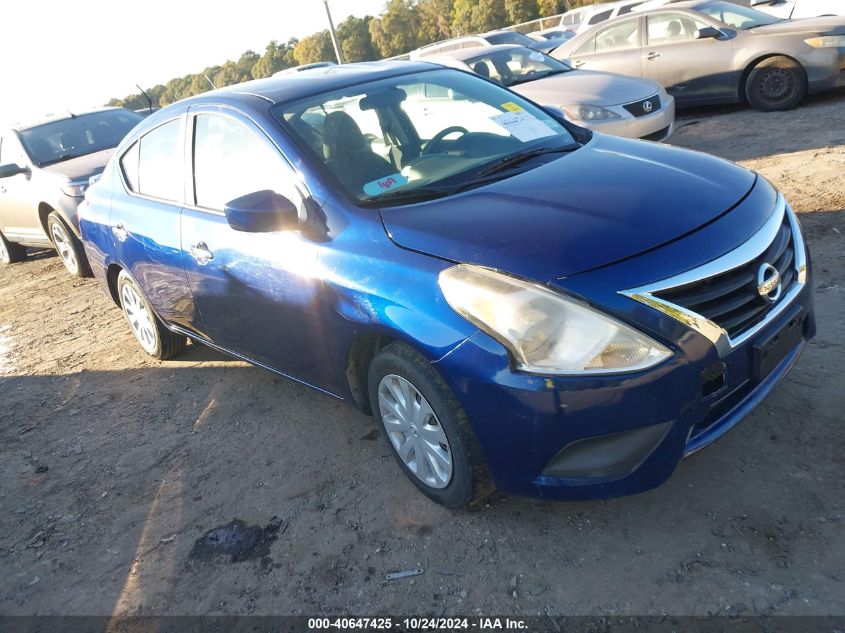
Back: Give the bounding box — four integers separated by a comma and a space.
337, 16, 378, 62
369, 0, 421, 58
505, 0, 538, 24
417, 0, 454, 42
108, 0, 590, 108
294, 30, 336, 65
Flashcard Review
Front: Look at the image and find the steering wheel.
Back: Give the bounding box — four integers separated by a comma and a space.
422, 126, 470, 156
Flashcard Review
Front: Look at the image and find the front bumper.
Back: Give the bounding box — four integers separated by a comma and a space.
578, 93, 676, 142
804, 46, 845, 93
432, 190, 814, 500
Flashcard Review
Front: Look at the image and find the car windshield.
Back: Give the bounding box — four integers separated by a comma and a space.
18, 109, 143, 166
273, 68, 579, 207
695, 1, 781, 29
467, 47, 572, 87
485, 32, 537, 46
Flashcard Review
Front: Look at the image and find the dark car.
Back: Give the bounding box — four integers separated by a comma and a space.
553, 0, 845, 110
0, 108, 143, 274
80, 62, 814, 507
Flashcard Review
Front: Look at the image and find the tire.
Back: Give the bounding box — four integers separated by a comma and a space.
0, 230, 27, 264
47, 212, 92, 277
368, 341, 494, 508
745, 56, 807, 112
116, 270, 187, 360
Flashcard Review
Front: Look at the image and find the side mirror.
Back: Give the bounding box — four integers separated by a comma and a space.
223, 189, 302, 233
0, 163, 30, 179
543, 105, 567, 121
695, 27, 724, 40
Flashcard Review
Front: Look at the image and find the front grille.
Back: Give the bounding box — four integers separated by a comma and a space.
652, 215, 797, 338
640, 125, 670, 141
623, 94, 661, 118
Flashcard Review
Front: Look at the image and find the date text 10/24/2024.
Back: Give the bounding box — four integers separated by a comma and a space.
307, 618, 529, 630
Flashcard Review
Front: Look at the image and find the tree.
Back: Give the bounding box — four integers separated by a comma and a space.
505, 0, 538, 24
472, 0, 508, 31
417, 0, 453, 44
369, 0, 420, 58
537, 0, 569, 16
252, 40, 295, 78
337, 16, 377, 63
451, 0, 473, 34
294, 31, 336, 65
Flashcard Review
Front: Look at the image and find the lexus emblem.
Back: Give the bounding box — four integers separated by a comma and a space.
642, 100, 653, 113
757, 263, 782, 303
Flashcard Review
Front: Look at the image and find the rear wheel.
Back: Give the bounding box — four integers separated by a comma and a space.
117, 270, 187, 360
745, 56, 806, 112
0, 231, 27, 264
47, 212, 91, 277
368, 341, 494, 508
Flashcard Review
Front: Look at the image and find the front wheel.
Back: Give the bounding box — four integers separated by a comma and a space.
47, 212, 91, 277
117, 270, 187, 360
745, 57, 806, 112
0, 230, 27, 264
368, 341, 493, 508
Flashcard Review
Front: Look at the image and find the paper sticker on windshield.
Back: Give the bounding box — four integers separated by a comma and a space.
501, 101, 524, 113
363, 173, 408, 196
490, 111, 555, 143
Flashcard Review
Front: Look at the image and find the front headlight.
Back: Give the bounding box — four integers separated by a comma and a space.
61, 181, 88, 197
804, 35, 845, 48
439, 265, 672, 375
561, 103, 622, 122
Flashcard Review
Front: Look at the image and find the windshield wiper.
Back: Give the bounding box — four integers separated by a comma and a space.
359, 186, 456, 208
467, 145, 579, 182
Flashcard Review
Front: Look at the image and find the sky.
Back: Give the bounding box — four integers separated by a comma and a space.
0, 0, 387, 127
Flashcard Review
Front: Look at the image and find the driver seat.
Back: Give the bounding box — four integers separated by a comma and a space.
321, 111, 394, 193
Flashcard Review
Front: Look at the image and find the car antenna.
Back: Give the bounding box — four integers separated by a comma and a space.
204, 74, 218, 90
136, 84, 154, 114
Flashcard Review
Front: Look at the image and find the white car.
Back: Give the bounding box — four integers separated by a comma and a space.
563, 0, 650, 33
423, 44, 675, 141
633, 0, 751, 10
750, 0, 845, 18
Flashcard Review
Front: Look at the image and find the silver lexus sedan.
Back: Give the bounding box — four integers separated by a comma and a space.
552, 0, 845, 111
424, 45, 676, 141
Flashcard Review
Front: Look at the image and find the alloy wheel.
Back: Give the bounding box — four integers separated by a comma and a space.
378, 374, 453, 489
50, 221, 78, 274
121, 283, 158, 354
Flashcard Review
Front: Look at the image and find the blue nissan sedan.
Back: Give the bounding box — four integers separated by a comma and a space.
79, 62, 814, 508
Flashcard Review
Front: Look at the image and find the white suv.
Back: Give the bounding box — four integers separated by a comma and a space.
750, 0, 845, 18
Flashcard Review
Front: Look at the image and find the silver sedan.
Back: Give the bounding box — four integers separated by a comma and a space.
552, 0, 845, 111
423, 44, 676, 141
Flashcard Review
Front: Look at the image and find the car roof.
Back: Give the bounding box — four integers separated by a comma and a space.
185, 61, 437, 107
11, 107, 129, 132
422, 43, 525, 63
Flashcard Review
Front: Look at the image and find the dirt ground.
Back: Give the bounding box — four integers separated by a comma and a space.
1, 92, 844, 618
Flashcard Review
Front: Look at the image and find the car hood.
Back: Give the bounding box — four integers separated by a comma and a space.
380, 134, 756, 282
749, 16, 845, 36
510, 69, 660, 107
39, 148, 114, 182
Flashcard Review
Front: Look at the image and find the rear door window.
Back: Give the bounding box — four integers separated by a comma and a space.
134, 119, 184, 202
595, 18, 640, 52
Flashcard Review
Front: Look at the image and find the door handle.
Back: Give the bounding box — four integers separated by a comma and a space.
0, 185, 6, 194
112, 223, 128, 242
190, 242, 214, 265
573, 59, 585, 68
645, 51, 661, 60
